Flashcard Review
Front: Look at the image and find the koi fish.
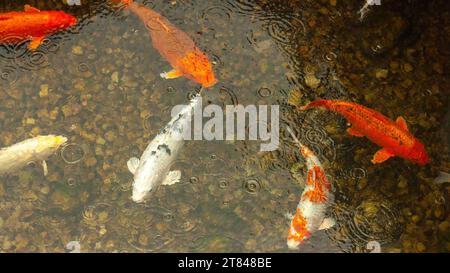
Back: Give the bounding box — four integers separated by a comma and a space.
119, 0, 217, 88
128, 94, 202, 203
0, 5, 77, 50
301, 100, 429, 165
0, 135, 67, 176
286, 126, 335, 249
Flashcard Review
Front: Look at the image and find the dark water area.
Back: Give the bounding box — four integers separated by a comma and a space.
0, 0, 448, 253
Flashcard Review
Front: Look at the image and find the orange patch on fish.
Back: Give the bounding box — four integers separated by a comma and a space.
287, 208, 311, 242
303, 166, 330, 203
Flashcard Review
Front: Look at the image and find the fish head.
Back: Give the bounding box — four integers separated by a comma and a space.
286, 228, 310, 250
39, 135, 68, 149
132, 186, 151, 203
287, 238, 303, 250
48, 12, 77, 30
131, 172, 154, 203
131, 167, 159, 203
180, 51, 218, 88
409, 140, 429, 166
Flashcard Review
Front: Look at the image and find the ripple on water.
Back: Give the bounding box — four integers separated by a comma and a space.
82, 202, 116, 228
200, 4, 233, 22
61, 143, 86, 164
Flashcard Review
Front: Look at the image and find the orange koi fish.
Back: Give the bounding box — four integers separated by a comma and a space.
120, 0, 217, 88
286, 126, 335, 249
302, 100, 429, 165
0, 5, 77, 50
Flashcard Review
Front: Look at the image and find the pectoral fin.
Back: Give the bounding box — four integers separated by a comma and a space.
395, 116, 409, 131
318, 217, 335, 230
160, 69, 183, 79
347, 127, 365, 137
162, 170, 181, 185
127, 157, 140, 174
24, 5, 40, 12
28, 36, 45, 50
371, 148, 394, 164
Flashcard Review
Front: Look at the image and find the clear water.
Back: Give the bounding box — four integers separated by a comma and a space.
0, 0, 448, 253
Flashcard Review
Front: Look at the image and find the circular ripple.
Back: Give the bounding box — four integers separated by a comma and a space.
0, 66, 18, 87
201, 5, 232, 21
257, 87, 272, 98
265, 16, 306, 46
78, 63, 90, 73
243, 178, 261, 194
128, 234, 174, 253
218, 179, 229, 189
61, 143, 85, 164
351, 201, 403, 245
82, 203, 116, 227
167, 217, 197, 235
218, 86, 238, 106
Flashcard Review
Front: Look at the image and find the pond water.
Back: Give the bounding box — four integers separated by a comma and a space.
0, 0, 448, 253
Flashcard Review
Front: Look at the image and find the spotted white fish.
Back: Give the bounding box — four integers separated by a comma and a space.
128, 94, 201, 203
0, 135, 67, 176
286, 126, 335, 250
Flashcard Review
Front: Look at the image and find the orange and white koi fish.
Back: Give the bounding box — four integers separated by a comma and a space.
119, 0, 217, 88
0, 135, 67, 176
286, 126, 335, 250
302, 100, 429, 165
0, 5, 77, 50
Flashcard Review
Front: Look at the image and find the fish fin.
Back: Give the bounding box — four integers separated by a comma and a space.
24, 5, 41, 12
284, 212, 294, 221
395, 116, 409, 131
318, 217, 335, 230
160, 69, 183, 79
41, 160, 48, 176
434, 171, 450, 185
28, 36, 45, 50
347, 127, 365, 137
162, 170, 181, 185
371, 148, 394, 164
127, 157, 140, 174
300, 100, 329, 111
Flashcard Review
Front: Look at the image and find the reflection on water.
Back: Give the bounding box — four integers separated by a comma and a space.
0, 0, 448, 253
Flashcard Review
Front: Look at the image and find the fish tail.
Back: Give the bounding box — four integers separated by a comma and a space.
300, 100, 330, 111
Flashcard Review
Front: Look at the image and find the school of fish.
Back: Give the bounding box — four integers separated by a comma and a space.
0, 1, 434, 252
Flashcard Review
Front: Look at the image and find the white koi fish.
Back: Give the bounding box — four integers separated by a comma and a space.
285, 126, 335, 250
0, 135, 67, 176
128, 94, 201, 203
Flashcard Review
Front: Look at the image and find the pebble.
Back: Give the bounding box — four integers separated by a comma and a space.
375, 69, 389, 79
403, 63, 414, 73
111, 72, 119, 83
305, 74, 321, 89
72, 46, 84, 55
39, 84, 49, 97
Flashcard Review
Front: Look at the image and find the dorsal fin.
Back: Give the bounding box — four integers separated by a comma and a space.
396, 116, 409, 131
24, 5, 40, 13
